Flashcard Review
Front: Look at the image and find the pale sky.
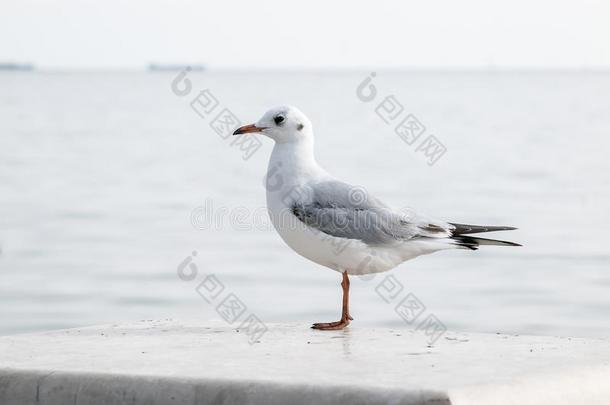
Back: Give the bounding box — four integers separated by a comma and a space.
1, 0, 608, 70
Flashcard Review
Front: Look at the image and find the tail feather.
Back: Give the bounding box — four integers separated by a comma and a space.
450, 223, 517, 235
452, 235, 522, 250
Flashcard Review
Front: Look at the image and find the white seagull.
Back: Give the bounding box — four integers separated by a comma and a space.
233, 106, 520, 330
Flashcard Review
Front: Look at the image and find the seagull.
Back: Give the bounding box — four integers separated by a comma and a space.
233, 106, 520, 330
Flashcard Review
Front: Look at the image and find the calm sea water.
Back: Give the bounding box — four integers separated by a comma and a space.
1, 71, 609, 338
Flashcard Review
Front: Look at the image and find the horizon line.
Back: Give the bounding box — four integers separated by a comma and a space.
2, 65, 610, 74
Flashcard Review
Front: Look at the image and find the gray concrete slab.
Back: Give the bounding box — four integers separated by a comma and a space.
0, 320, 609, 404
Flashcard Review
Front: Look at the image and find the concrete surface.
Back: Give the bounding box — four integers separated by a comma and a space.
0, 320, 609, 405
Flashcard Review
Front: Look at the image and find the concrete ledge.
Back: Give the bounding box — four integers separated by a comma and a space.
0, 320, 609, 405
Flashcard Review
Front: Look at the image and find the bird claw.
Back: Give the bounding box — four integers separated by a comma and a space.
311, 317, 352, 330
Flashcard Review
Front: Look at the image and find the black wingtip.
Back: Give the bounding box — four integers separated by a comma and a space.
453, 235, 522, 249
491, 240, 522, 247
449, 223, 519, 235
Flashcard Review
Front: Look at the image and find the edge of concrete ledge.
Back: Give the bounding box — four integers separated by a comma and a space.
0, 368, 450, 405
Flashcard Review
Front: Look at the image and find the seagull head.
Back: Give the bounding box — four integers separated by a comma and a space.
233, 106, 313, 144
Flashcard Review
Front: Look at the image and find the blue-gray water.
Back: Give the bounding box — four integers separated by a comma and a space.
1, 71, 609, 337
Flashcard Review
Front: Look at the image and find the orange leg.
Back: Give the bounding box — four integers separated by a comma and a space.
311, 271, 353, 330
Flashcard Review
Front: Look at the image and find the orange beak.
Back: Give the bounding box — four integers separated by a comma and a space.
233, 123, 265, 135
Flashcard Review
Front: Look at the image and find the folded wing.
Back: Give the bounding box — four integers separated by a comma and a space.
291, 180, 452, 246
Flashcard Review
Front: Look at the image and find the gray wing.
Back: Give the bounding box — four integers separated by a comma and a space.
291, 180, 452, 246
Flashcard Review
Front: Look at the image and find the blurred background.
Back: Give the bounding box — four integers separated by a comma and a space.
1, 0, 609, 337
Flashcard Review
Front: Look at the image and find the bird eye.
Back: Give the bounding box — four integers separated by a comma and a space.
274, 115, 285, 126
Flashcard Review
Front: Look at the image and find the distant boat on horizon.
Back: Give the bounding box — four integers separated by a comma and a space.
0, 63, 35, 71
148, 63, 205, 72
